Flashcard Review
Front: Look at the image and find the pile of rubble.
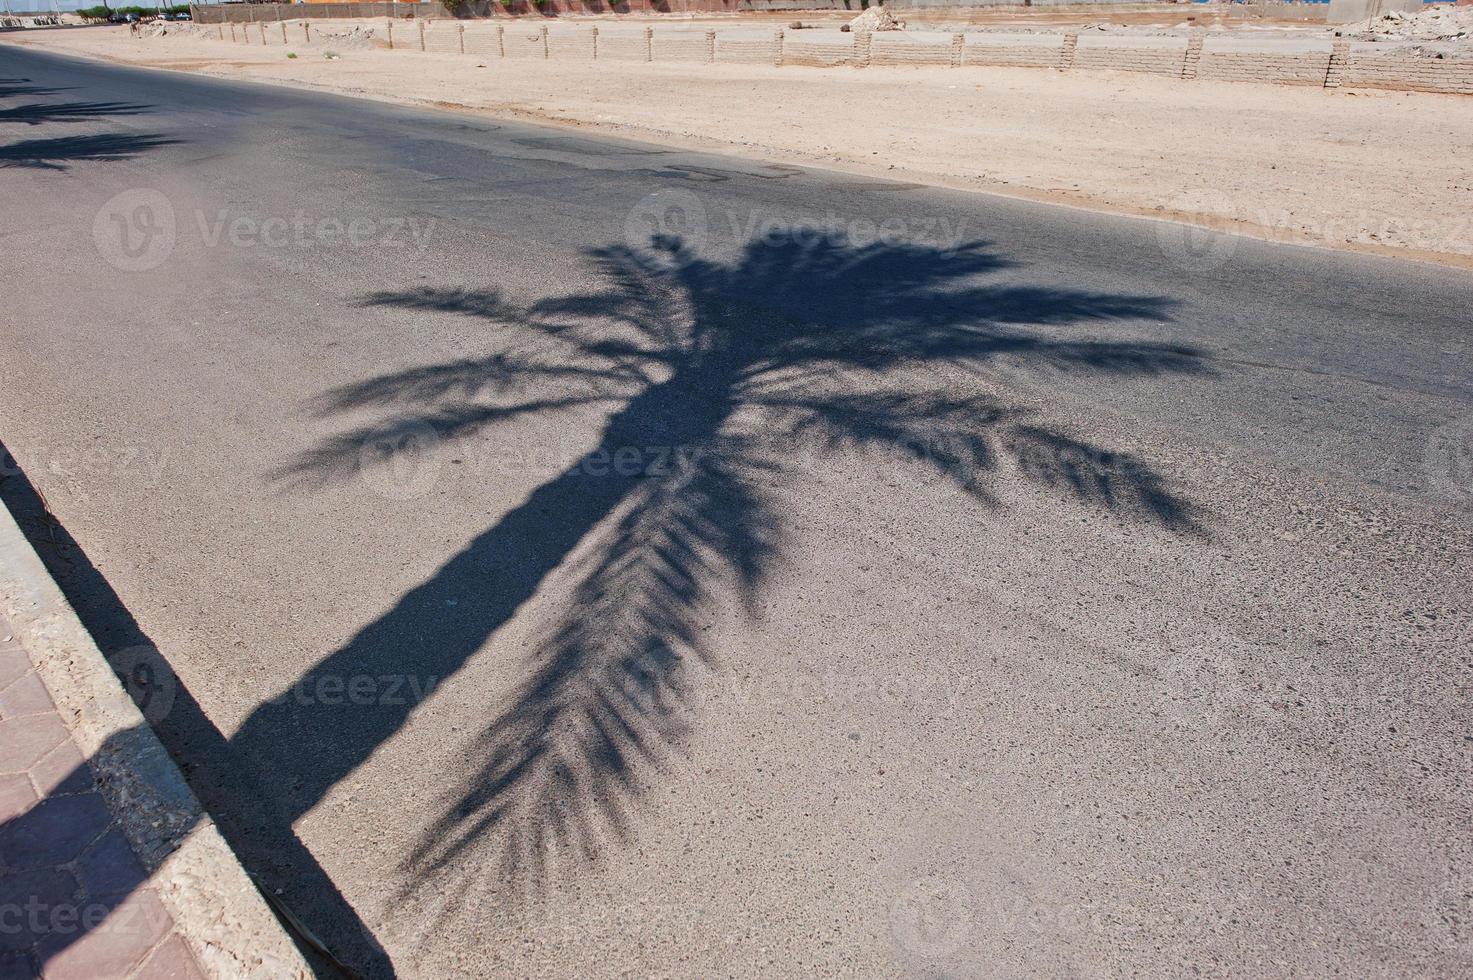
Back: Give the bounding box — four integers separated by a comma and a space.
1338, 4, 1473, 42
842, 5, 904, 33
298, 22, 380, 49
139, 21, 200, 38
0, 15, 62, 28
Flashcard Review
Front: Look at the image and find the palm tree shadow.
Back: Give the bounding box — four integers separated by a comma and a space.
0, 82, 74, 99
0, 101, 152, 126
0, 133, 181, 170
246, 232, 1210, 933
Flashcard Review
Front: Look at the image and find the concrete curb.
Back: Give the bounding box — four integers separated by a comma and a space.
0, 500, 312, 979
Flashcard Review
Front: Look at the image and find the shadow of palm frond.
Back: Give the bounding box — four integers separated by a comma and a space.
409, 441, 781, 897
0, 133, 181, 170
270, 396, 614, 491
309, 353, 629, 413
1006, 425, 1198, 531
761, 391, 1016, 505
0, 83, 73, 99
0, 101, 151, 126
243, 231, 1211, 920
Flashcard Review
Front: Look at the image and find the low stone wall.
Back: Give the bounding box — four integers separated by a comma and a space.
198, 2, 398, 22
189, 0, 1325, 22
716, 35, 779, 62
962, 32, 1068, 67
1197, 35, 1335, 85
870, 32, 954, 67
597, 28, 650, 58
198, 18, 1473, 97
782, 35, 854, 65
1073, 33, 1187, 75
191, 0, 856, 21
1341, 42, 1473, 93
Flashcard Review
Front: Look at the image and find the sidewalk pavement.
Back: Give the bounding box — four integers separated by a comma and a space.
1, 611, 200, 979
0, 498, 311, 980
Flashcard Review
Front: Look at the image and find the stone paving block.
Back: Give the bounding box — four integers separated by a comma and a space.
0, 675, 54, 721
0, 794, 112, 870
0, 650, 28, 692
37, 888, 171, 980
0, 775, 35, 822
0, 866, 81, 951
0, 717, 67, 775
0, 949, 39, 980
134, 935, 205, 980
25, 743, 91, 800
74, 829, 147, 901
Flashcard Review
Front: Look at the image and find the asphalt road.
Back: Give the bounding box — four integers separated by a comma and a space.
2, 42, 1470, 979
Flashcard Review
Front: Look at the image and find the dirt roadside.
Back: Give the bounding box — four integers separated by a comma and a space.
7, 24, 1473, 268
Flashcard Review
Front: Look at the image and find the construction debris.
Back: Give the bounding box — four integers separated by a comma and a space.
1338, 4, 1473, 42
300, 22, 379, 49
843, 5, 904, 34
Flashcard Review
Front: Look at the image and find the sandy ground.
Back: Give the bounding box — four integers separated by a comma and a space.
6, 23, 1473, 267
